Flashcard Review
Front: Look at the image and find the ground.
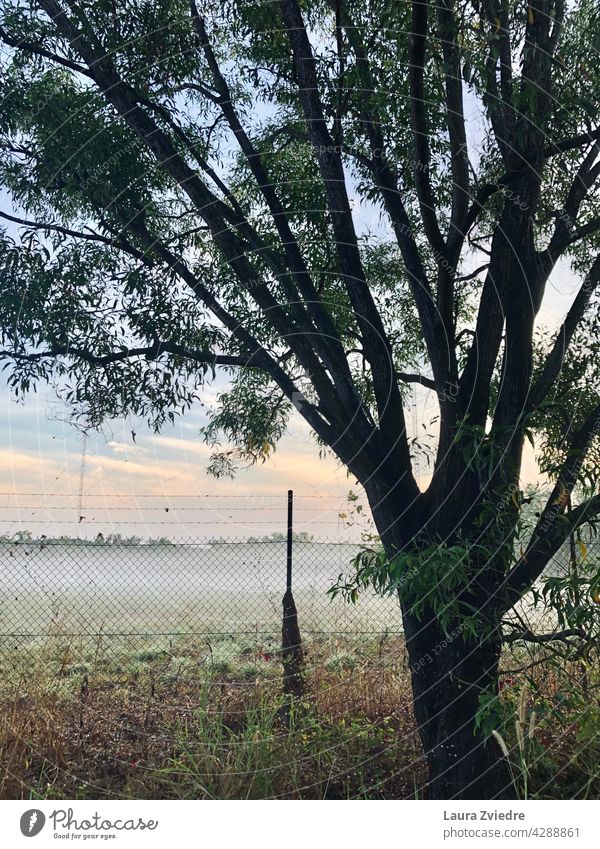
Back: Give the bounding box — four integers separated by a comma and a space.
0, 631, 598, 799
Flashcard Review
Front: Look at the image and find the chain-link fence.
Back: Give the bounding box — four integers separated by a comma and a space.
0, 536, 401, 636
0, 534, 587, 676
0, 535, 403, 684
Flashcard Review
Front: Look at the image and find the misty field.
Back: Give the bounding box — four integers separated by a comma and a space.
0, 540, 597, 800
0, 539, 398, 637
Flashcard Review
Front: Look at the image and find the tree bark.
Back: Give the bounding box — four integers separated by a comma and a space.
402, 606, 516, 799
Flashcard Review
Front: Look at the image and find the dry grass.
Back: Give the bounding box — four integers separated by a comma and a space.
0, 633, 425, 799
1, 633, 598, 799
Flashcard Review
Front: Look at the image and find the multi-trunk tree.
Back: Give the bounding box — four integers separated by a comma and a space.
0, 0, 599, 798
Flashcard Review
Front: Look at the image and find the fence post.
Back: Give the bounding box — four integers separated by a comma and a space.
281, 489, 304, 714
287, 489, 293, 593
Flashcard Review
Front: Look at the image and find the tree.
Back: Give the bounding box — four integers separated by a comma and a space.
0, 0, 599, 799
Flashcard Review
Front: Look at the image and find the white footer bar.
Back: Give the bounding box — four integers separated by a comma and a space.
1, 799, 598, 848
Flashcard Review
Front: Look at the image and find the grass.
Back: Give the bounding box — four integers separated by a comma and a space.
0, 632, 598, 799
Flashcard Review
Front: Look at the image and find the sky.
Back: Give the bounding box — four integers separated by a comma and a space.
0, 379, 362, 539
0, 249, 579, 541
0, 74, 587, 541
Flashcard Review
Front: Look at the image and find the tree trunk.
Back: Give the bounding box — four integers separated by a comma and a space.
402, 607, 516, 799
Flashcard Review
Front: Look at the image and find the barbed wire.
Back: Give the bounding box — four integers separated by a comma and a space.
0, 492, 349, 499
0, 505, 338, 512
0, 518, 344, 525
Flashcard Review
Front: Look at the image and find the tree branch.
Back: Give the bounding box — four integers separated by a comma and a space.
279, 0, 417, 492
34, 0, 356, 433
480, 1, 514, 165
336, 3, 452, 400
0, 342, 253, 370
544, 126, 600, 157
0, 209, 147, 261
539, 143, 600, 269
529, 255, 600, 410
502, 492, 600, 613
408, 0, 446, 257
0, 24, 93, 77
436, 0, 469, 243
502, 626, 589, 645
503, 405, 600, 610
189, 3, 359, 409
396, 371, 437, 390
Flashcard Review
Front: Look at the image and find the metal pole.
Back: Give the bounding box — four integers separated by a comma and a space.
286, 489, 293, 592
281, 488, 303, 711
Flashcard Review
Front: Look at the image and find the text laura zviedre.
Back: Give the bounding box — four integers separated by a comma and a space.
441, 810, 581, 843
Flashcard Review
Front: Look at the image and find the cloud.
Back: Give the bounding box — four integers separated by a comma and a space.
107, 440, 134, 455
